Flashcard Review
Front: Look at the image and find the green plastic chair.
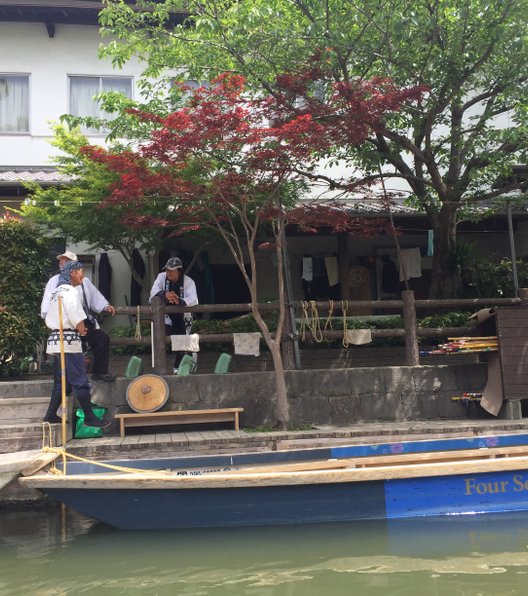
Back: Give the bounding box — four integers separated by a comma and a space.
124, 356, 143, 379
214, 353, 232, 374
177, 354, 194, 376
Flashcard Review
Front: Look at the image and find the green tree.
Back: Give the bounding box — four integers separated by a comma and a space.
0, 216, 49, 377
18, 125, 160, 286
100, 0, 528, 297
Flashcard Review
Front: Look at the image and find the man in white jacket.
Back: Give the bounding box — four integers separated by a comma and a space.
43, 260, 107, 426
41, 251, 116, 382
149, 257, 199, 372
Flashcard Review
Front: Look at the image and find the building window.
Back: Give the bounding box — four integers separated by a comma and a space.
0, 75, 29, 133
69, 76, 132, 133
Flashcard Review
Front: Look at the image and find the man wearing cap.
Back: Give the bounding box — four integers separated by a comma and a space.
42, 260, 108, 426
149, 257, 199, 372
41, 251, 116, 382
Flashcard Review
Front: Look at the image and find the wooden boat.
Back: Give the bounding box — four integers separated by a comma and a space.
20, 433, 528, 530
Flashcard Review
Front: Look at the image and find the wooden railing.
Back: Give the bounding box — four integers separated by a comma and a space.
109, 292, 527, 375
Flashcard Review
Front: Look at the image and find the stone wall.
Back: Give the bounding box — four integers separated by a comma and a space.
90, 363, 488, 427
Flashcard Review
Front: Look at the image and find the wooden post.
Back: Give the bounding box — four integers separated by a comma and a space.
519, 288, 528, 302
402, 290, 420, 366
150, 295, 169, 375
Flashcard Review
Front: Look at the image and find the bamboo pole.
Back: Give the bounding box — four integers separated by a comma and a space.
57, 296, 67, 475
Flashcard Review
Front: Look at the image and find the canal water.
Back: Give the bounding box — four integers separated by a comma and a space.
2, 505, 528, 595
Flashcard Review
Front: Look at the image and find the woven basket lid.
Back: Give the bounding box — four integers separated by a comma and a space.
125, 374, 169, 413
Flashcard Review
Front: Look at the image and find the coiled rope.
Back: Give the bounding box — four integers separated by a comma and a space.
135, 305, 142, 342
324, 300, 334, 333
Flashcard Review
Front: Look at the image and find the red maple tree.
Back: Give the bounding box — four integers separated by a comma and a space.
82, 71, 424, 428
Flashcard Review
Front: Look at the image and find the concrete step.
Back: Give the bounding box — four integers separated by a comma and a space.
0, 422, 62, 454
0, 422, 58, 437
0, 379, 53, 399
0, 397, 50, 423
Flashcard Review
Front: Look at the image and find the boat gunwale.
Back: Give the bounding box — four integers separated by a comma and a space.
20, 452, 528, 490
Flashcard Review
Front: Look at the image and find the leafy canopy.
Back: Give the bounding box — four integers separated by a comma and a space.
99, 0, 528, 297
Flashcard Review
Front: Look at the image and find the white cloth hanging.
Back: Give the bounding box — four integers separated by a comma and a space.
302, 257, 313, 281
170, 333, 200, 352
399, 248, 422, 281
324, 256, 339, 286
233, 332, 261, 356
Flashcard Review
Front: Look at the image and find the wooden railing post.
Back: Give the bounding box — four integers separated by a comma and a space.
519, 288, 528, 301
402, 290, 420, 366
150, 296, 168, 375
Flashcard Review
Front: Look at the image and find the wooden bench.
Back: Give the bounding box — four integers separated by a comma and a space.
114, 407, 244, 438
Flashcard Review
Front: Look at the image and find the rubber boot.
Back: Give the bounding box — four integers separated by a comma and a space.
76, 388, 105, 428
43, 390, 62, 423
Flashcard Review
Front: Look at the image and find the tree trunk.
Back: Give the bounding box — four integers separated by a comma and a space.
429, 204, 462, 298
268, 340, 290, 430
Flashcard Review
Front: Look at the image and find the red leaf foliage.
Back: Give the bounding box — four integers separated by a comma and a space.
82, 64, 426, 237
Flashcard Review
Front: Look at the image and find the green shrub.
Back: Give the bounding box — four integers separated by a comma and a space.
418, 311, 472, 328
0, 216, 49, 377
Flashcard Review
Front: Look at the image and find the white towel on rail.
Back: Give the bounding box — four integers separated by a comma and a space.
344, 329, 372, 345
170, 333, 200, 352
233, 332, 261, 356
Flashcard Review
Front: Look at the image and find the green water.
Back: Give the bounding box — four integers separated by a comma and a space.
2, 505, 528, 595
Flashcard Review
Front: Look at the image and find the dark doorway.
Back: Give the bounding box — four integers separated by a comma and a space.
210, 264, 251, 319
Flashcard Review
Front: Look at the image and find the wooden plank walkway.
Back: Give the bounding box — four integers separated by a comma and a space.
61, 419, 528, 461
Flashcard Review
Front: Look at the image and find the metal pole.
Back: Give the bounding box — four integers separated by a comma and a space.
507, 201, 519, 298
281, 223, 301, 370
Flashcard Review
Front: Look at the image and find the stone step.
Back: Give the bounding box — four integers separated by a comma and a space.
0, 379, 53, 399
0, 397, 50, 423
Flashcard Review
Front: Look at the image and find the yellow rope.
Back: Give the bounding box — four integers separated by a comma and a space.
324, 300, 334, 332
342, 301, 350, 348
299, 301, 309, 341
41, 422, 65, 475
135, 305, 142, 342
41, 446, 174, 476
309, 301, 324, 343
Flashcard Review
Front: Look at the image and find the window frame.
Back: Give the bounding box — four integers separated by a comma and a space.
0, 73, 30, 135
67, 74, 134, 135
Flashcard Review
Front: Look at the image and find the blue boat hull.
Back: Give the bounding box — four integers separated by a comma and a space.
26, 433, 528, 529
44, 467, 528, 530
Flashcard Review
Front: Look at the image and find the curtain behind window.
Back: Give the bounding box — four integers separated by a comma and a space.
70, 76, 132, 134
0, 75, 29, 132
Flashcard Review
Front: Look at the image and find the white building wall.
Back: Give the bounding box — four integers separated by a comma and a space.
0, 20, 148, 325
0, 21, 144, 166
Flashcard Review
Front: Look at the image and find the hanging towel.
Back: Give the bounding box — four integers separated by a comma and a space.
324, 256, 339, 287
170, 333, 200, 352
427, 230, 434, 257
302, 257, 313, 281
399, 248, 422, 281
344, 329, 372, 345
233, 332, 261, 356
